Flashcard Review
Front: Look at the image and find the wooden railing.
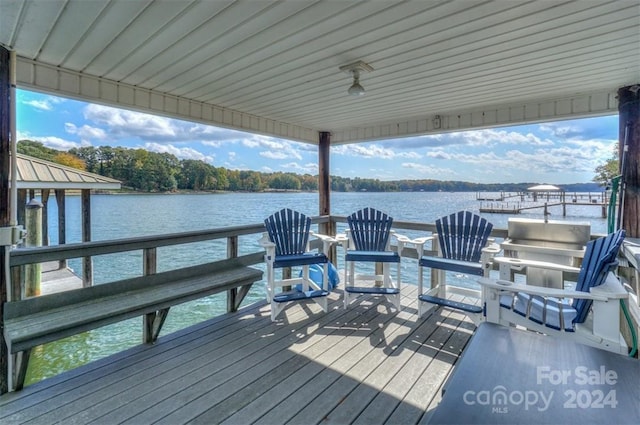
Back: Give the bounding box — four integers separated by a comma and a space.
8, 216, 331, 300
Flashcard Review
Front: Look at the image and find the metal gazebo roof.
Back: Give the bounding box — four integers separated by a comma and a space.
14, 154, 121, 191
527, 184, 563, 192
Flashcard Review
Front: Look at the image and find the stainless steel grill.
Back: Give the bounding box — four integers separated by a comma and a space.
500, 218, 591, 287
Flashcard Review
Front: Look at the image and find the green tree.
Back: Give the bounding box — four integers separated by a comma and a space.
593, 146, 619, 186
269, 173, 301, 190
179, 160, 217, 190
17, 140, 59, 161
70, 146, 99, 173
54, 152, 86, 170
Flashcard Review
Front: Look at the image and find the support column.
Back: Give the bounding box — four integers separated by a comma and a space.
0, 42, 11, 395
618, 85, 640, 238
318, 131, 336, 263
318, 131, 331, 217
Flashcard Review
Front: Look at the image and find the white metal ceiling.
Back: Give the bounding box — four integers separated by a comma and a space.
1, 0, 639, 144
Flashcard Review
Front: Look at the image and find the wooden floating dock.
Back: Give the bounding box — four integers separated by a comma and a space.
480, 201, 607, 216
0, 287, 476, 425
39, 261, 82, 295
478, 191, 608, 216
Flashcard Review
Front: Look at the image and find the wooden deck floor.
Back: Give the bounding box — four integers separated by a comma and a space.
0, 287, 476, 425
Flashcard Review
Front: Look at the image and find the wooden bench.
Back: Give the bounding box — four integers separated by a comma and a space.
3, 258, 262, 391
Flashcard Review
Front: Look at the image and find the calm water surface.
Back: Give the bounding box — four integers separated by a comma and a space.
26, 192, 607, 384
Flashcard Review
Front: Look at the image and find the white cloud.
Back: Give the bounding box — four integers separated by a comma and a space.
65, 123, 107, 142
332, 144, 416, 159
260, 151, 289, 160
22, 95, 64, 111
83, 104, 249, 144
29, 136, 83, 151
145, 142, 214, 163
401, 162, 457, 177
397, 151, 422, 159
448, 129, 554, 147
280, 162, 318, 174
243, 135, 303, 160
23, 100, 53, 111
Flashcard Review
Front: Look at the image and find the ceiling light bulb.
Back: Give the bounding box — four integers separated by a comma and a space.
348, 70, 365, 96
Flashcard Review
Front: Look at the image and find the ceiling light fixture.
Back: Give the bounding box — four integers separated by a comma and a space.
339, 60, 373, 96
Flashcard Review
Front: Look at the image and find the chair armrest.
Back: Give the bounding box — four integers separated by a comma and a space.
335, 233, 348, 247
398, 235, 435, 257
477, 277, 610, 302
406, 235, 436, 245
590, 273, 628, 300
310, 231, 338, 255
395, 234, 415, 256
309, 231, 336, 243
482, 243, 501, 255
493, 257, 580, 273
258, 232, 275, 249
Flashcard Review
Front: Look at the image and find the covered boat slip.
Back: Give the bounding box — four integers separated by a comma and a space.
0, 288, 476, 425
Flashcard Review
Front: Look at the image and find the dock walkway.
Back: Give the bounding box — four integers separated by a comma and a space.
0, 287, 475, 425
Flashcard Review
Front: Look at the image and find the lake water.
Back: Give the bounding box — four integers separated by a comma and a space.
26, 191, 608, 385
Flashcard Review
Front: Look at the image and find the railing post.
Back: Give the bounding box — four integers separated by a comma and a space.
227, 235, 239, 312
142, 247, 157, 343
327, 217, 337, 265
55, 189, 67, 270
81, 189, 92, 287
41, 189, 50, 246
431, 238, 443, 291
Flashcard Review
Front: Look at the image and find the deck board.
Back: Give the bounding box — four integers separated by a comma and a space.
0, 287, 478, 425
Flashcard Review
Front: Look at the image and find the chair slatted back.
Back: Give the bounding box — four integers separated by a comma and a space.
347, 208, 393, 251
436, 211, 493, 262
572, 229, 625, 323
264, 208, 311, 256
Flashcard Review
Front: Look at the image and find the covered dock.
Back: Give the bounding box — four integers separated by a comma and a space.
0, 0, 639, 414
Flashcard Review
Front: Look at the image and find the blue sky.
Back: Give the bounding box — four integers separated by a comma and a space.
17, 89, 618, 184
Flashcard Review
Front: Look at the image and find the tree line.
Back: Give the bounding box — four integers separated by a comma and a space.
17, 140, 604, 193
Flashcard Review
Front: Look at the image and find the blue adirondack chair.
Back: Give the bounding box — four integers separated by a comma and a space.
340, 208, 402, 310
414, 211, 499, 319
480, 230, 628, 353
260, 208, 334, 321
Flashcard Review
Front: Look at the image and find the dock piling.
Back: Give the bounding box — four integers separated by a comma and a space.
25, 199, 43, 297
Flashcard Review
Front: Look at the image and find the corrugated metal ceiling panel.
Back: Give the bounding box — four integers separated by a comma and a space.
1, 0, 638, 143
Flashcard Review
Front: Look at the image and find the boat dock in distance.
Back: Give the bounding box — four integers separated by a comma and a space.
477, 191, 608, 217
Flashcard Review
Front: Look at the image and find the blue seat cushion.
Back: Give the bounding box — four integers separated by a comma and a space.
419, 295, 482, 314
346, 251, 400, 263
513, 292, 576, 331
345, 286, 400, 295
274, 253, 328, 268
499, 294, 514, 308
273, 289, 330, 303
419, 256, 484, 276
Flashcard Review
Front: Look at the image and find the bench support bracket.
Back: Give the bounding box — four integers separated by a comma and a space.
12, 349, 31, 391
144, 308, 171, 343
227, 283, 253, 312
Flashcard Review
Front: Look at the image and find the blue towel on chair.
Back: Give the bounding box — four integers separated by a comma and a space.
297, 262, 340, 291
